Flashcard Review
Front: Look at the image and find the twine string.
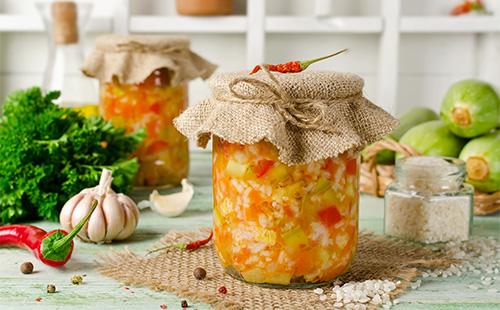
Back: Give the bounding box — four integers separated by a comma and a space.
228, 64, 336, 133
114, 41, 186, 54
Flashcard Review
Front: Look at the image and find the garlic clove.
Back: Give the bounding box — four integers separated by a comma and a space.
118, 194, 140, 222
87, 201, 107, 243
71, 195, 95, 242
149, 179, 194, 217
114, 194, 138, 240
102, 194, 125, 241
59, 192, 84, 232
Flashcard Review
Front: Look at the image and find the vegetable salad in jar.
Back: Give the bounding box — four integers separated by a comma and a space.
175, 70, 397, 287
82, 34, 216, 187
213, 137, 359, 286
100, 69, 189, 186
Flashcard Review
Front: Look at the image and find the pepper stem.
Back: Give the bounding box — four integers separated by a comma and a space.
147, 242, 186, 255
300, 48, 348, 70
52, 199, 98, 251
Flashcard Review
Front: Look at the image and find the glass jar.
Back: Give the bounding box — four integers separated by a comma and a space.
212, 137, 359, 287
100, 68, 189, 187
384, 156, 474, 244
38, 1, 98, 116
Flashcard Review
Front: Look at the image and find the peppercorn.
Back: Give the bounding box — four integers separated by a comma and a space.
217, 286, 227, 294
181, 300, 188, 308
71, 275, 83, 285
46, 284, 56, 293
20, 262, 33, 274
193, 267, 206, 280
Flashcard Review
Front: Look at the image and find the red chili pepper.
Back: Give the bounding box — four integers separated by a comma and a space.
250, 48, 348, 74
185, 230, 213, 251
0, 199, 97, 267
451, 0, 486, 16
148, 230, 213, 254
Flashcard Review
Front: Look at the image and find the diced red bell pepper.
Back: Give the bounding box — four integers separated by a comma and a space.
317, 206, 342, 227
146, 140, 169, 155
149, 102, 161, 114
253, 159, 275, 178
325, 158, 336, 175
345, 158, 357, 175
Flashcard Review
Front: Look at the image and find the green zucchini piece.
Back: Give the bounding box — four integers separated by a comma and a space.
391, 107, 439, 141
398, 120, 467, 158
459, 131, 500, 193
363, 107, 438, 165
440, 79, 500, 138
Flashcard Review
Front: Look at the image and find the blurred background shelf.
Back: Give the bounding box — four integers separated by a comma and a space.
401, 16, 500, 33
0, 0, 499, 119
4, 15, 500, 34
0, 14, 112, 32
266, 16, 382, 33
130, 15, 246, 33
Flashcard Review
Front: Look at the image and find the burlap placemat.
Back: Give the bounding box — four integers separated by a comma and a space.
96, 228, 455, 309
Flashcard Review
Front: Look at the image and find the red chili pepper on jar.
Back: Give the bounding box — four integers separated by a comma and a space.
0, 199, 97, 267
250, 48, 348, 74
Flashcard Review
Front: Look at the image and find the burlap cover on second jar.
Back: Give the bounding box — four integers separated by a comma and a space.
175, 69, 398, 288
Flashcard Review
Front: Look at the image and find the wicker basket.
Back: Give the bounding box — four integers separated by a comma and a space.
360, 139, 500, 216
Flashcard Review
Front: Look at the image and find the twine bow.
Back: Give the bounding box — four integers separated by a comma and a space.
228, 65, 336, 133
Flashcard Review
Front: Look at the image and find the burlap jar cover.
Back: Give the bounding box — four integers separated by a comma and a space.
81, 34, 217, 85
174, 67, 398, 164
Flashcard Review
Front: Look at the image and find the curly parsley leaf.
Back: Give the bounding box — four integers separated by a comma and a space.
0, 87, 143, 223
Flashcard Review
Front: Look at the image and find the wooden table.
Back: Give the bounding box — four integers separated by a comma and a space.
1, 151, 499, 309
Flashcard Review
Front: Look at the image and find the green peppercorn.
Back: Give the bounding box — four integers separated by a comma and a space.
47, 284, 56, 293
193, 267, 206, 280
71, 275, 83, 285
20, 262, 33, 274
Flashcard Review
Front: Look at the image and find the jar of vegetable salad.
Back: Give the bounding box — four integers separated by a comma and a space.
175, 69, 397, 287
82, 35, 216, 187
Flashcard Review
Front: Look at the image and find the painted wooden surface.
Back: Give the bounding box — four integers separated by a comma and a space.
0, 151, 499, 310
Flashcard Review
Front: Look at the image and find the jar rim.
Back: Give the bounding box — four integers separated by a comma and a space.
396, 156, 465, 178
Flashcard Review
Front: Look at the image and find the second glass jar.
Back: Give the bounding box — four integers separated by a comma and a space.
100, 68, 189, 187
212, 137, 359, 287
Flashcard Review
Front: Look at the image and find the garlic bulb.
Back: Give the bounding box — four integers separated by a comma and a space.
59, 169, 140, 243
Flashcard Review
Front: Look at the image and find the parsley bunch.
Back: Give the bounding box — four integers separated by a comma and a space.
0, 87, 144, 223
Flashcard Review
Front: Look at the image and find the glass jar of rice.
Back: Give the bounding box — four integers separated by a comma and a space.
384, 156, 474, 244
175, 69, 397, 287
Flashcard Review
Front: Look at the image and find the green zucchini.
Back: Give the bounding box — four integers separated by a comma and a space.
440, 79, 500, 138
398, 120, 467, 158
459, 131, 500, 193
391, 107, 439, 141
363, 107, 439, 165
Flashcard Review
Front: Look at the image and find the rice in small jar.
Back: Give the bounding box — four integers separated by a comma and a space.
175, 69, 397, 287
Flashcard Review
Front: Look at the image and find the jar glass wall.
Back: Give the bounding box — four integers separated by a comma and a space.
212, 137, 359, 287
100, 68, 189, 187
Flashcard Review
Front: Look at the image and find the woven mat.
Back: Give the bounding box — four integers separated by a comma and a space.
96, 228, 455, 309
